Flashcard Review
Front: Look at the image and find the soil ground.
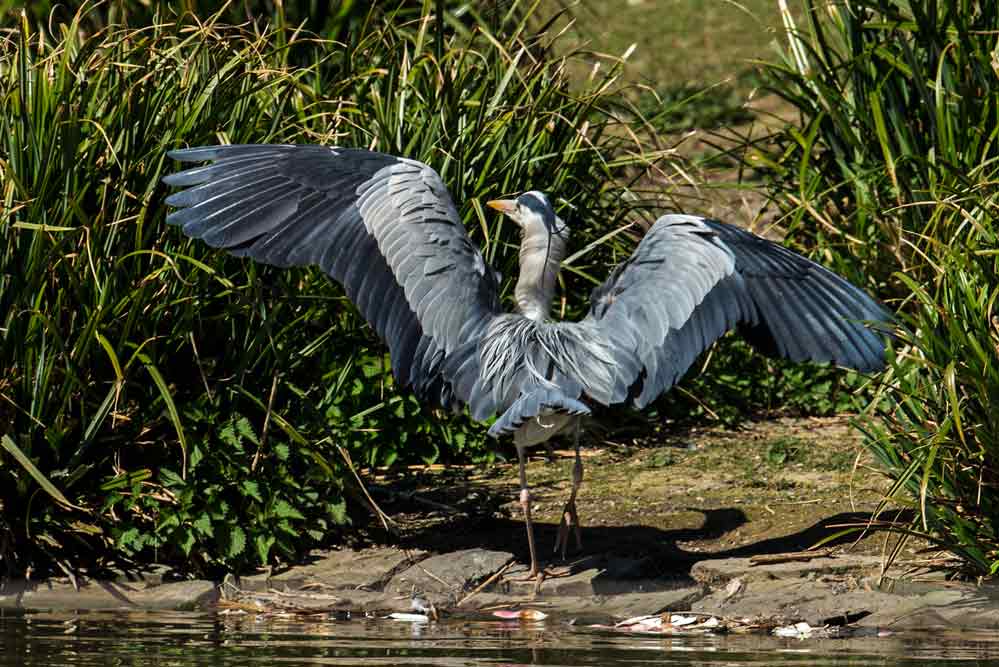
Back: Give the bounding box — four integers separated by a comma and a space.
9, 415, 972, 631
371, 415, 924, 577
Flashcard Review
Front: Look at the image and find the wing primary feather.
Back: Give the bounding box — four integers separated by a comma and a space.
802, 276, 884, 369
202, 187, 306, 248
164, 144, 505, 414
163, 163, 274, 205
170, 179, 289, 234
759, 275, 823, 362
786, 276, 864, 366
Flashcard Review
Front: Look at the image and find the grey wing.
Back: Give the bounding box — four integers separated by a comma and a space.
701, 218, 892, 371
578, 214, 891, 409
163, 144, 501, 411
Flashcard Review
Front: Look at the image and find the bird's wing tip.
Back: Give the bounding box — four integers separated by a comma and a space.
161, 172, 190, 186
164, 210, 185, 226
167, 146, 220, 161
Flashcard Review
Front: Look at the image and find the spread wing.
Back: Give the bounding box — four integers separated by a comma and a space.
576, 214, 891, 408
163, 144, 501, 410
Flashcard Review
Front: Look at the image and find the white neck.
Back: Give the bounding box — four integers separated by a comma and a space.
514, 225, 567, 321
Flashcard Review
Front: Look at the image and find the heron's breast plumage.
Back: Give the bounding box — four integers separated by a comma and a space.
476, 315, 616, 416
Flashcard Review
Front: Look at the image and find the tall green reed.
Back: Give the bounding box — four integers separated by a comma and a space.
0, 3, 659, 575
865, 182, 998, 576
763, 0, 999, 292
762, 0, 998, 575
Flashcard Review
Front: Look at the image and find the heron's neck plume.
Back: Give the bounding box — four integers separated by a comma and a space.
515, 227, 567, 321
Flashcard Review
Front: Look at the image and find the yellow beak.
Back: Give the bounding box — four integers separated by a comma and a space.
486, 199, 517, 214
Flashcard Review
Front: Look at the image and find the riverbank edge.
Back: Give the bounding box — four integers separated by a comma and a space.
2, 546, 998, 631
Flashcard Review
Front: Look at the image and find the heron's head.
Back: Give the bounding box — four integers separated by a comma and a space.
487, 191, 567, 242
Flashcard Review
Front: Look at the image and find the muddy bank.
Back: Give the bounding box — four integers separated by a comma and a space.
3, 417, 995, 630
3, 546, 999, 633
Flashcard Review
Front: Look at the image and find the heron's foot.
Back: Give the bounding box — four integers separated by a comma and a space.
505, 564, 544, 596
508, 563, 574, 580
506, 563, 574, 595
506, 564, 540, 583
553, 498, 583, 561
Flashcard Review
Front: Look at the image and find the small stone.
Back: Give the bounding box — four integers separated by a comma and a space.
0, 578, 217, 611
386, 549, 513, 597
241, 547, 425, 592
132, 580, 218, 610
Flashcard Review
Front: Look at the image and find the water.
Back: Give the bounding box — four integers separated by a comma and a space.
2, 609, 999, 666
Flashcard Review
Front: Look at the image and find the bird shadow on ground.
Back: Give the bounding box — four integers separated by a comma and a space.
362, 415, 907, 586
377, 482, 905, 581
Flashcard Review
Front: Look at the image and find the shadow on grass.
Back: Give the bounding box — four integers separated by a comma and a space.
380, 481, 910, 581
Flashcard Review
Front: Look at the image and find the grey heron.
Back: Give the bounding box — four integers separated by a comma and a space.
163, 144, 891, 582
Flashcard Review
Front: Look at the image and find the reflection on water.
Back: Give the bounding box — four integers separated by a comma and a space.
1, 609, 998, 666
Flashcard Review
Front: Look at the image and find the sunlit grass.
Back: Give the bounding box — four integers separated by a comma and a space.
557, 0, 784, 88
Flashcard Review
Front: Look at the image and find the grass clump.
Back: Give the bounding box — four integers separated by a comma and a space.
763, 0, 999, 576
0, 4, 657, 576
762, 0, 998, 292
864, 182, 999, 576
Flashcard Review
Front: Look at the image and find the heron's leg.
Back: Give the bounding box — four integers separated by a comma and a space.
554, 419, 584, 560
516, 441, 541, 581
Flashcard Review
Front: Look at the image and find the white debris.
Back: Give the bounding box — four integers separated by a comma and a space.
615, 614, 659, 628
724, 577, 744, 600
388, 612, 430, 623
491, 609, 548, 621
669, 615, 698, 626
774, 622, 813, 638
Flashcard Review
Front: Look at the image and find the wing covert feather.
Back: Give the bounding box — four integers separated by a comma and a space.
575, 214, 890, 409
164, 144, 501, 411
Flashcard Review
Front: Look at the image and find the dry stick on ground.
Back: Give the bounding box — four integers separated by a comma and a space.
769, 498, 823, 505
456, 560, 515, 608
414, 563, 455, 590
749, 547, 838, 565
368, 487, 465, 515
298, 389, 397, 533
337, 443, 397, 534
189, 332, 213, 401
51, 557, 78, 591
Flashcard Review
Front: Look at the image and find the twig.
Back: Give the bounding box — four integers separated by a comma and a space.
769, 498, 823, 505
251, 371, 279, 473
369, 487, 465, 515
415, 563, 454, 590
749, 547, 838, 565
54, 559, 78, 591
456, 560, 514, 607
336, 444, 397, 534
188, 332, 213, 401
299, 394, 396, 534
